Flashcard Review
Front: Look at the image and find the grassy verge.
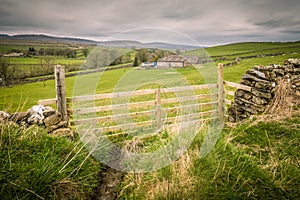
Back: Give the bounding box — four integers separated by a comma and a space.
118, 112, 300, 199
0, 122, 101, 199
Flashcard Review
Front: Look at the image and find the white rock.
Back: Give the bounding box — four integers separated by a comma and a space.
0, 111, 11, 121
27, 113, 44, 125
31, 105, 45, 116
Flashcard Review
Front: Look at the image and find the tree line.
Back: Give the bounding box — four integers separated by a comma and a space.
28, 47, 78, 58
0, 48, 173, 86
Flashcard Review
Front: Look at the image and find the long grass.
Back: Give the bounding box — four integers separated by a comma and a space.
0, 122, 101, 199
118, 112, 300, 199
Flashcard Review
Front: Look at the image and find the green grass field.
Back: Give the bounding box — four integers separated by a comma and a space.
1, 41, 300, 112
8, 57, 85, 65
189, 41, 300, 57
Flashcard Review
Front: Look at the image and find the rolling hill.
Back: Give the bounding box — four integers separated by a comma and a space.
0, 34, 202, 50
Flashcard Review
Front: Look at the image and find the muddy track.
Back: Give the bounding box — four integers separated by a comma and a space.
93, 166, 123, 200
93, 147, 124, 200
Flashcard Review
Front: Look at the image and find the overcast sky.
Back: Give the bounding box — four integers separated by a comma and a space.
0, 0, 299, 46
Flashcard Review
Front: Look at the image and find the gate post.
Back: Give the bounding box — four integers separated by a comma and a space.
218, 63, 225, 123
55, 65, 68, 122
156, 87, 162, 129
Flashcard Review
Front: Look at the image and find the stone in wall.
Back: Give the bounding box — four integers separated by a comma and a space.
10, 112, 29, 125
44, 111, 62, 127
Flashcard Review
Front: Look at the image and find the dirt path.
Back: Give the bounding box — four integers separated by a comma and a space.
94, 167, 123, 200
93, 147, 124, 200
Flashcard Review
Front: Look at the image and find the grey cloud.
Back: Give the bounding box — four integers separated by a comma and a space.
255, 17, 300, 28
0, 0, 299, 45
282, 29, 300, 34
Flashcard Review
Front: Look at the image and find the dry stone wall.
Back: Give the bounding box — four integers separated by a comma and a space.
0, 105, 73, 137
228, 58, 300, 122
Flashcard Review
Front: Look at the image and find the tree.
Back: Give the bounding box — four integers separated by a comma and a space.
136, 49, 148, 63
86, 50, 102, 69
0, 58, 16, 86
133, 57, 139, 66
0, 58, 10, 86
39, 48, 45, 55
65, 49, 76, 58
82, 48, 89, 58
40, 57, 54, 87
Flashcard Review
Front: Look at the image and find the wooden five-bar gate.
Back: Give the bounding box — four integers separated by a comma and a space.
38, 64, 251, 136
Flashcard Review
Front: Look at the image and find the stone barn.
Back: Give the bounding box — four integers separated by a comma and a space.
157, 55, 190, 69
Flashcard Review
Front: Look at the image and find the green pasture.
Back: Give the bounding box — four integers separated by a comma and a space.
206, 41, 300, 56
0, 44, 30, 52
0, 42, 82, 53
2, 41, 300, 112
2, 51, 300, 112
186, 41, 300, 57
9, 57, 85, 65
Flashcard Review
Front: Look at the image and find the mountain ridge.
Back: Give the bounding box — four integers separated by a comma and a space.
0, 34, 203, 50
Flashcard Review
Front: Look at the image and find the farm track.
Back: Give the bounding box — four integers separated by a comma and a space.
95, 167, 123, 200
93, 147, 124, 200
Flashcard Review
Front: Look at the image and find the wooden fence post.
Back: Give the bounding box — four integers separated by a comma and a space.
218, 63, 225, 122
55, 65, 68, 122
156, 87, 161, 128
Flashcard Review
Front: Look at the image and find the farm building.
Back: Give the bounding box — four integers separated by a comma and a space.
184, 55, 200, 64
157, 55, 190, 69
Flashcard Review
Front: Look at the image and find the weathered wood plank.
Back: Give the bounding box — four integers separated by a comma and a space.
225, 90, 235, 96
72, 110, 154, 125
72, 100, 156, 114
71, 89, 156, 102
225, 99, 232, 105
160, 93, 218, 104
224, 81, 252, 92
165, 101, 218, 113
38, 98, 57, 105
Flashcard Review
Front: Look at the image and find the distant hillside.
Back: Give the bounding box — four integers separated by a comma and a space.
144, 42, 201, 50
185, 41, 300, 57
0, 34, 202, 50
1, 34, 98, 45
0, 34, 10, 39
98, 40, 144, 48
